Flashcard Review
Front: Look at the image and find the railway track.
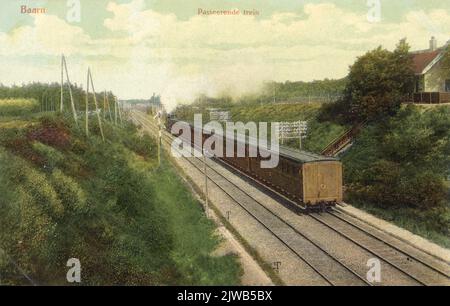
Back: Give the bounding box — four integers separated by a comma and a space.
132, 111, 368, 286
187, 155, 370, 285
131, 110, 450, 286
329, 209, 450, 275
208, 150, 450, 285
310, 211, 450, 285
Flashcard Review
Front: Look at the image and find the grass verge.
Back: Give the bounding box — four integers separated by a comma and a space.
0, 113, 241, 285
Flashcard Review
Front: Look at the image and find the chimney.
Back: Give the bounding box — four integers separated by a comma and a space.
429, 36, 437, 51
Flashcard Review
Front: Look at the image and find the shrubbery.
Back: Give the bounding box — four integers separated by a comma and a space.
343, 105, 450, 237
0, 114, 241, 285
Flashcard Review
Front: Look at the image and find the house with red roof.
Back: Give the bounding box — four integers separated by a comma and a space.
410, 37, 450, 103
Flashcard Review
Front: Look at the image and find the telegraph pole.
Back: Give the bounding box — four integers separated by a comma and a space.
117, 97, 123, 124
203, 148, 209, 218
103, 91, 107, 120
62, 55, 78, 124
85, 69, 90, 137
158, 114, 161, 167
88, 68, 105, 141
273, 83, 276, 104
106, 94, 113, 122
60, 55, 63, 112
114, 97, 118, 125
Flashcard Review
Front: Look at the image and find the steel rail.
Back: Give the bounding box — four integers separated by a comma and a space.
327, 210, 449, 280
132, 113, 335, 285
308, 213, 430, 285
133, 112, 370, 286
135, 111, 445, 285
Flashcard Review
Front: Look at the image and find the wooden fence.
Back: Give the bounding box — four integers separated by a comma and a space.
405, 92, 450, 104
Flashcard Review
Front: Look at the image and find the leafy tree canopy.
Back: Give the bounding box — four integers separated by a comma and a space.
342, 39, 415, 122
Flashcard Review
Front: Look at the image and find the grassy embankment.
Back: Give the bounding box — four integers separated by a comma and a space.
0, 99, 241, 285
174, 102, 349, 154
342, 104, 450, 247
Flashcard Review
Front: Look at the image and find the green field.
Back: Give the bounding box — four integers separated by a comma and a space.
0, 113, 241, 285
0, 99, 39, 117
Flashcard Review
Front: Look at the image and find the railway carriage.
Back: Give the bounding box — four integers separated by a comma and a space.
225, 144, 343, 209
167, 117, 343, 210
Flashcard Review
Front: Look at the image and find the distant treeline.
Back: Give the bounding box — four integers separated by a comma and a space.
185, 78, 347, 109
122, 94, 162, 106
0, 82, 115, 112
238, 78, 347, 104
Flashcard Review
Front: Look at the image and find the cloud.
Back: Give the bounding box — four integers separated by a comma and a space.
0, 15, 91, 56
0, 1, 450, 110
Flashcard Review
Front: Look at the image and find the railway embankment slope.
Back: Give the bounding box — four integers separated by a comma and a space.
0, 110, 242, 285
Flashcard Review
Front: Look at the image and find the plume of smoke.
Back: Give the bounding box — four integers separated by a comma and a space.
159, 63, 273, 112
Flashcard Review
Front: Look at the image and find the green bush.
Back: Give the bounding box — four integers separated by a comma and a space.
51, 169, 88, 214
22, 167, 65, 219
348, 160, 447, 209
32, 142, 65, 170
343, 105, 450, 244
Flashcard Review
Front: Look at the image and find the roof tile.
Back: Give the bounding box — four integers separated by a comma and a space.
411, 49, 441, 74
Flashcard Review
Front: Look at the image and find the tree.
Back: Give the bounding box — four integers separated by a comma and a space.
343, 39, 415, 122
344, 105, 450, 211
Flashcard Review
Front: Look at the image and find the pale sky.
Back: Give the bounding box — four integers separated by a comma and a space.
0, 0, 449, 110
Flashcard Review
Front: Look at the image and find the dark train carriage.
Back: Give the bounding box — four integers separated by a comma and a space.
216, 130, 343, 208
167, 118, 343, 209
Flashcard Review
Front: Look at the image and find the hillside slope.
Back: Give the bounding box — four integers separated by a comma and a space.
342, 104, 450, 247
0, 112, 241, 285
174, 102, 348, 154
